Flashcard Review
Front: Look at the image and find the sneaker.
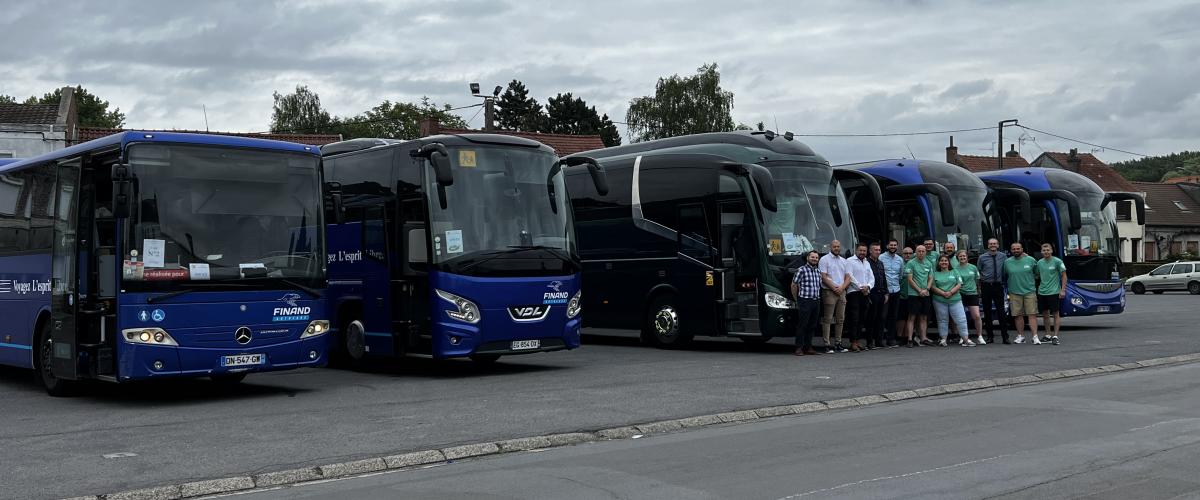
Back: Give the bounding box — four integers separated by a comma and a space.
976, 336, 987, 346
963, 338, 976, 347
826, 346, 836, 354
907, 340, 917, 348
1032, 336, 1042, 345
1014, 335, 1025, 344
835, 343, 849, 353
938, 339, 948, 347
1041, 335, 1053, 343
1052, 336, 1060, 346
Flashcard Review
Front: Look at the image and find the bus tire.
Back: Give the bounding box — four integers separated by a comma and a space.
1189, 281, 1200, 295
644, 295, 692, 349
210, 373, 247, 385
334, 319, 369, 370
34, 322, 76, 397
469, 354, 502, 364
1131, 282, 1146, 295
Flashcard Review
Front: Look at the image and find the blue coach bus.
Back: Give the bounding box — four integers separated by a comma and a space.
977, 167, 1144, 316
319, 134, 607, 364
837, 159, 1029, 256
0, 132, 331, 395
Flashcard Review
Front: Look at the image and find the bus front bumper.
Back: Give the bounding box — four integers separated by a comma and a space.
117, 336, 330, 380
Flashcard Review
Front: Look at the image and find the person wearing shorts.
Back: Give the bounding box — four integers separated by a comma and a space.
955, 250, 986, 345
904, 245, 934, 347
1003, 242, 1041, 345
1036, 243, 1067, 345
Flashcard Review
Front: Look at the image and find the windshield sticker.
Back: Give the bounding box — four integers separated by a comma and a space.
945, 234, 958, 252
782, 233, 812, 254
239, 263, 267, 278
151, 309, 166, 322
446, 230, 464, 254
768, 239, 782, 254
1080, 236, 1092, 250
1067, 235, 1079, 249
123, 260, 145, 280
143, 239, 166, 268
189, 263, 210, 280
458, 150, 477, 167
144, 268, 189, 281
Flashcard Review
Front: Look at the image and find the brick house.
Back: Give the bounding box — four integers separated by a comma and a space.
945, 136, 1030, 172
0, 86, 78, 158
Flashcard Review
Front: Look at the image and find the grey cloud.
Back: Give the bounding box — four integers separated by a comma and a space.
939, 79, 993, 99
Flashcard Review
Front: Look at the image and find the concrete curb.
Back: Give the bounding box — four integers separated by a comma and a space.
86, 353, 1200, 500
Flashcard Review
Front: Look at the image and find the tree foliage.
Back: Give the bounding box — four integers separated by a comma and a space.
334, 97, 467, 140
0, 94, 16, 104
625, 63, 737, 142
1112, 151, 1200, 182
599, 114, 621, 147
21, 85, 126, 128
270, 85, 334, 134
495, 80, 546, 132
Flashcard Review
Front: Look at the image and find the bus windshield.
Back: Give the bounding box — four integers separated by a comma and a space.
123, 143, 323, 288
761, 163, 856, 264
930, 186, 991, 257
427, 145, 574, 270
1064, 193, 1118, 257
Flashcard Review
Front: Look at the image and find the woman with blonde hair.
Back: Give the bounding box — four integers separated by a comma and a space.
955, 250, 986, 346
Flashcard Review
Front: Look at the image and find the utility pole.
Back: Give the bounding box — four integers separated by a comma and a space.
998, 119, 1018, 170
470, 83, 503, 131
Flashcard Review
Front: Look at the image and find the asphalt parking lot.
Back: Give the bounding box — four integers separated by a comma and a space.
0, 293, 1196, 499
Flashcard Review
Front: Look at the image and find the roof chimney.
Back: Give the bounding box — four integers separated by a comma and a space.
1067, 147, 1081, 172
946, 135, 958, 164
419, 116, 440, 137
1006, 144, 1020, 158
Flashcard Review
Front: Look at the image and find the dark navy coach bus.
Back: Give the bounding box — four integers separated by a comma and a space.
320, 134, 607, 365
0, 132, 331, 395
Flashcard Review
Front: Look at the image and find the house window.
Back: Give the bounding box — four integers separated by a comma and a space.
0, 151, 14, 158
1173, 201, 1192, 213
1144, 240, 1156, 260
1189, 241, 1199, 255
1116, 200, 1132, 221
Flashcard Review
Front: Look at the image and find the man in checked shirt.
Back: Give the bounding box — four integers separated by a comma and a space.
791, 250, 823, 356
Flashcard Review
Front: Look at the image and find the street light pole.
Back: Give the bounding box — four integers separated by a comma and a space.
998, 119, 1018, 170
470, 83, 503, 131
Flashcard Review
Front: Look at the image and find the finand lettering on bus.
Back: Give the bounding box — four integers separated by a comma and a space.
979, 167, 1145, 316
319, 134, 606, 366
0, 131, 332, 396
564, 131, 874, 348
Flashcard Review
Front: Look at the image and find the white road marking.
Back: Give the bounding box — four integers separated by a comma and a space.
776, 454, 1011, 499
102, 452, 138, 459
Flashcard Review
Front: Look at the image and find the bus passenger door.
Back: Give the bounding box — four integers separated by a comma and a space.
360, 205, 395, 356
396, 197, 430, 353
675, 203, 718, 336
49, 158, 81, 380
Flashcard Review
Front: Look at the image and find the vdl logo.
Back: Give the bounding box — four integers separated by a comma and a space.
543, 280, 569, 305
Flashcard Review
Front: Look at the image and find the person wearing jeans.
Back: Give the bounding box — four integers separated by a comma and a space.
791, 250, 823, 356
931, 255, 973, 347
880, 239, 904, 347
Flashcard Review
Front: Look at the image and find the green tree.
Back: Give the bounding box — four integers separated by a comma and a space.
334, 97, 467, 140
495, 80, 547, 132
1112, 151, 1200, 182
270, 85, 334, 134
23, 85, 126, 128
0, 94, 16, 104
625, 63, 738, 142
599, 113, 621, 147
545, 92, 607, 137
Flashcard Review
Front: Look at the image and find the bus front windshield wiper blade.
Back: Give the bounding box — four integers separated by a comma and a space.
239, 277, 323, 298
146, 282, 251, 304
506, 245, 571, 262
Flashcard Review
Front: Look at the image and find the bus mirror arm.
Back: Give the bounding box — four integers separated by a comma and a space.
1031, 189, 1082, 231
990, 187, 1031, 225
414, 143, 454, 186
885, 183, 956, 227
720, 163, 777, 212
833, 169, 884, 228
112, 164, 133, 219
547, 156, 610, 214
1103, 192, 1146, 224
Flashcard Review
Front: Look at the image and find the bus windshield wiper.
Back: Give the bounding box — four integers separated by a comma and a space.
146, 282, 250, 304
456, 246, 571, 272
239, 277, 323, 298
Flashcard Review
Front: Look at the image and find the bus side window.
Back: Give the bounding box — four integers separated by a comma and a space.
677, 203, 713, 262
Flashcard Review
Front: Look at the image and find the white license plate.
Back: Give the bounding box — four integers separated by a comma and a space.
1096, 306, 1111, 313
222, 354, 265, 367
511, 340, 540, 350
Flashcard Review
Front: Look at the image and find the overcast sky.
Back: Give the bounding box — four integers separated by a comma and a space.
2, 0, 1197, 164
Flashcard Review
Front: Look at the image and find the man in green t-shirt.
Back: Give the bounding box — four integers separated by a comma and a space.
1036, 243, 1067, 345
904, 245, 934, 347
1003, 242, 1041, 345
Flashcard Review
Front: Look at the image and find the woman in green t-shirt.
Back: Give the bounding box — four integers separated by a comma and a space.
955, 250, 986, 346
931, 255, 974, 347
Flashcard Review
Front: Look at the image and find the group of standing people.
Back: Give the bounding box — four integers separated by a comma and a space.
789, 237, 1069, 356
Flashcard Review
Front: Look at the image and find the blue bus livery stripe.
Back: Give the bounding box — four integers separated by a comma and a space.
0, 342, 32, 350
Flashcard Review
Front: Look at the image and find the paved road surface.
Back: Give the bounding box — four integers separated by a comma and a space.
0, 294, 1196, 499
238, 362, 1200, 500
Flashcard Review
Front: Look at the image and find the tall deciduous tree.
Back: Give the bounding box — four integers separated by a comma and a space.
269, 85, 333, 134
23, 85, 126, 128
495, 80, 546, 132
625, 63, 737, 142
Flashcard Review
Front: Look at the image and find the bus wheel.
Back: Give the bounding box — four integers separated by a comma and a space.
645, 296, 692, 349
210, 373, 247, 385
35, 323, 76, 397
1131, 282, 1146, 295
1189, 281, 1200, 295
469, 354, 502, 364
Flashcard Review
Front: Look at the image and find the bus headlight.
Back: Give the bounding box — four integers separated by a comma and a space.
435, 289, 481, 324
301, 320, 330, 339
122, 328, 178, 346
765, 291, 795, 310
566, 290, 582, 319
1070, 296, 1084, 306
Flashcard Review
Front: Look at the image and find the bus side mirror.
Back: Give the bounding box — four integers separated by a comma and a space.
415, 143, 454, 186
324, 181, 345, 224
549, 156, 609, 214
111, 164, 132, 219
746, 164, 777, 213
